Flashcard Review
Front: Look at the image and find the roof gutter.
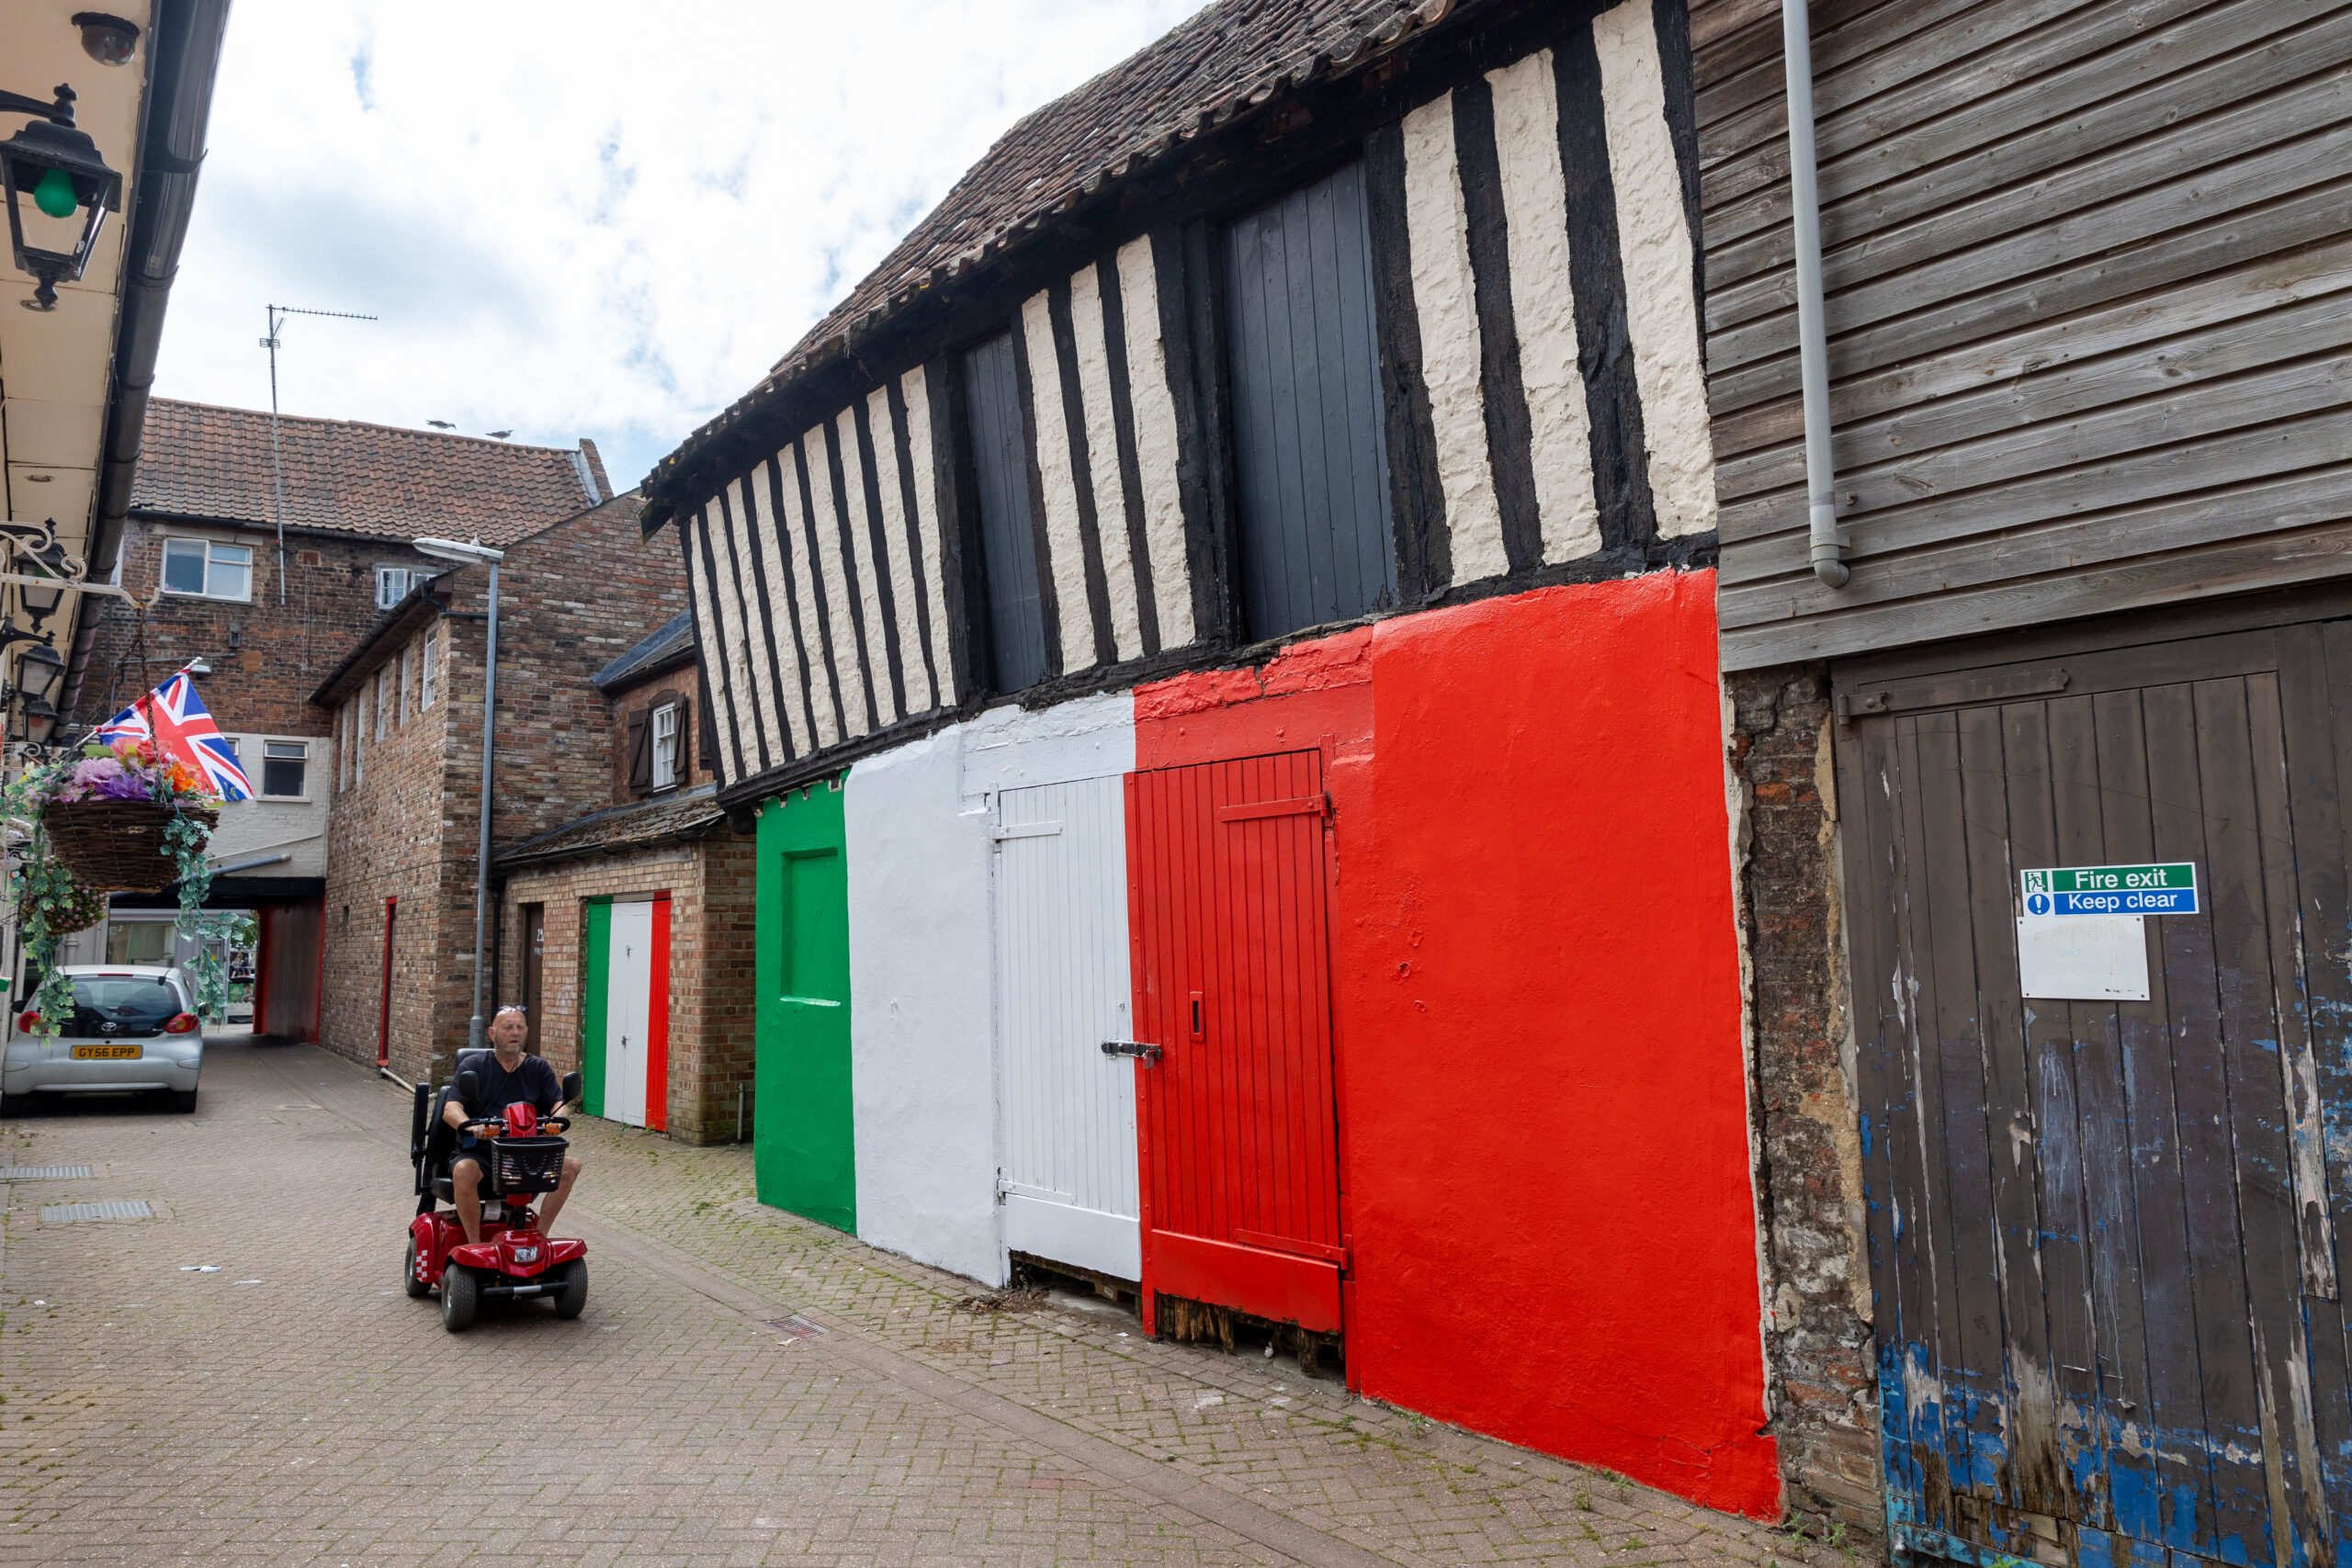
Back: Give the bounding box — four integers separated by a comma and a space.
60, 0, 235, 720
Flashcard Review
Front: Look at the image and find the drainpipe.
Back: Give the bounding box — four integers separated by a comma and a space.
1783, 0, 1847, 588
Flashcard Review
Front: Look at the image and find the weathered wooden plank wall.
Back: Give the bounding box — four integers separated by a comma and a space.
1699, 0, 2352, 670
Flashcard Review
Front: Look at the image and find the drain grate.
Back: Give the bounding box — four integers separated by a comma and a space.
40, 1201, 152, 1223
763, 1314, 828, 1341
0, 1167, 91, 1180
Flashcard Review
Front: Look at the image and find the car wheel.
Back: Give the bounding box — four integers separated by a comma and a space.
403, 1236, 432, 1300
550, 1258, 587, 1320
0, 1094, 22, 1118
173, 1089, 198, 1114
441, 1264, 480, 1332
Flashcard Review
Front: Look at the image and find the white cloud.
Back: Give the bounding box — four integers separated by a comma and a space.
153, 0, 1211, 491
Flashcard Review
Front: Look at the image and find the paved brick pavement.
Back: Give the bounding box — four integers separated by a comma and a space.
0, 1037, 1857, 1567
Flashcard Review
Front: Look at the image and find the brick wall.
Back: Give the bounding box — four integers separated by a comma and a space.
1726, 665, 1883, 1540
319, 614, 475, 1081
71, 519, 442, 735
315, 491, 689, 1081
497, 829, 757, 1145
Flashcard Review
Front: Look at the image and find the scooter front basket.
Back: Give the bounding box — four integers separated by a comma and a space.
485, 1134, 568, 1196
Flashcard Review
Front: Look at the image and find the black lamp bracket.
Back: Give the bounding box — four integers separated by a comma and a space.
0, 85, 77, 130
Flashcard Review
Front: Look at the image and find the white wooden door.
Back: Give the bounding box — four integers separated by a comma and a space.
605, 898, 654, 1127
994, 777, 1141, 1280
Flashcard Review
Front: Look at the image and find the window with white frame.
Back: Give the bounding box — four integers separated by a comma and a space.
650, 704, 680, 791
374, 669, 388, 740
160, 538, 253, 601
420, 627, 437, 709
338, 706, 349, 792
355, 694, 366, 784
398, 646, 410, 725
260, 740, 308, 799
376, 565, 422, 611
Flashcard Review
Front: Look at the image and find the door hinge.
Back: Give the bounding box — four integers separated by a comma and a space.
992, 819, 1063, 842
1234, 1227, 1350, 1268
1216, 795, 1329, 823
1100, 1040, 1162, 1063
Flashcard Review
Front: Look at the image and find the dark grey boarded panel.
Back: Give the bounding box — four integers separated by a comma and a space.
961, 331, 1049, 693
1222, 160, 1396, 641
1702, 0, 2352, 671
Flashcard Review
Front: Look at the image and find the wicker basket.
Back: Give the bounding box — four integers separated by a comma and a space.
42, 799, 218, 894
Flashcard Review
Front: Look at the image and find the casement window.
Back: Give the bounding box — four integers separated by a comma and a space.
650, 704, 679, 791
338, 706, 349, 793
354, 696, 366, 785
374, 669, 389, 740
961, 330, 1050, 692
626, 697, 690, 797
398, 646, 410, 725
260, 740, 307, 799
420, 627, 437, 709
160, 537, 254, 601
376, 566, 422, 611
1223, 161, 1396, 639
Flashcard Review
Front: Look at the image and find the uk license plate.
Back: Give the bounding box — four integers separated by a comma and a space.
72, 1044, 140, 1060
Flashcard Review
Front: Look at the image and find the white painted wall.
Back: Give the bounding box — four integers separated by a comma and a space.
843, 690, 1138, 1287
843, 724, 1003, 1283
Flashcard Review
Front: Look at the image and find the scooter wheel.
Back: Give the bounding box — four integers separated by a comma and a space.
441, 1264, 480, 1332
550, 1258, 587, 1320
402, 1236, 432, 1300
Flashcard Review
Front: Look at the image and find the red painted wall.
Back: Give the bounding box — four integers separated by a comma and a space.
1133, 570, 1776, 1518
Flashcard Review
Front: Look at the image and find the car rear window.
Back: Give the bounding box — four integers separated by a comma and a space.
69, 976, 183, 1038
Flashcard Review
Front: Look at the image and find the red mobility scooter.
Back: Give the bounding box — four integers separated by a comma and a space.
405, 1053, 588, 1332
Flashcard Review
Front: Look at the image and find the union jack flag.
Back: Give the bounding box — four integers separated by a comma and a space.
92, 671, 253, 801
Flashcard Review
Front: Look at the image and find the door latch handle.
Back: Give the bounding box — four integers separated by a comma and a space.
1100, 1040, 1163, 1063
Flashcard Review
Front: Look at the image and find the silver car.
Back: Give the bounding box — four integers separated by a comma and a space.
1, 966, 205, 1115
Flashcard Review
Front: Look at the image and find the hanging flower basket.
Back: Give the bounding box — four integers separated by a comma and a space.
42, 874, 108, 936
42, 797, 218, 894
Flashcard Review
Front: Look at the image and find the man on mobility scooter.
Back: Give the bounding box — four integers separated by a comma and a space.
406, 1006, 589, 1331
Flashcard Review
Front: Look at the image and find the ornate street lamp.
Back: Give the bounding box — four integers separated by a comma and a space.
11, 643, 64, 747
0, 84, 123, 310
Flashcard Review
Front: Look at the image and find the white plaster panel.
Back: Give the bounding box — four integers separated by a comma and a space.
844, 724, 1005, 1285
1402, 94, 1508, 583
868, 386, 934, 715
958, 690, 1136, 799
1020, 290, 1098, 673
1488, 51, 1602, 564
777, 445, 842, 748
722, 479, 788, 757
1114, 238, 1195, 650
802, 424, 872, 739
1594, 0, 1718, 539
900, 367, 959, 705
207, 795, 329, 879
680, 513, 739, 784
705, 504, 770, 772
834, 406, 900, 725
742, 461, 813, 757
1067, 264, 1144, 662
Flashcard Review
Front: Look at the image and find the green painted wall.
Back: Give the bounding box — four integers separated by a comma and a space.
582, 899, 611, 1118
755, 781, 855, 1230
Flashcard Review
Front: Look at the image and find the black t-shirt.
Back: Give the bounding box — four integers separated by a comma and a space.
442, 1054, 560, 1153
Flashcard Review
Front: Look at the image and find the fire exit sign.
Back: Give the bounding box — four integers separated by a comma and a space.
2021, 863, 2199, 916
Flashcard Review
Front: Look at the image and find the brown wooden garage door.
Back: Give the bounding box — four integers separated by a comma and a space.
1836, 619, 2352, 1568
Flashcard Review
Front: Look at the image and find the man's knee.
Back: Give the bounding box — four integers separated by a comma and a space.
451, 1157, 483, 1189
560, 1156, 581, 1182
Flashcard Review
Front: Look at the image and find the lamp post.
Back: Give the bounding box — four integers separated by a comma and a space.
0, 83, 123, 310
412, 536, 503, 1055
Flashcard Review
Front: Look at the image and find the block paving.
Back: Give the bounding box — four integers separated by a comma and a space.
0, 1037, 1854, 1566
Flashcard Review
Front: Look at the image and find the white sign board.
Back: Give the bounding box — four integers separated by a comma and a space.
2017, 916, 2149, 1001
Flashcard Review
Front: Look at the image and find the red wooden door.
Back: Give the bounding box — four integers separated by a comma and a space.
1126, 750, 1344, 1335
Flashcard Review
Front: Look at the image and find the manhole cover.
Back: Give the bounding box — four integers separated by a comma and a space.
0, 1167, 91, 1180
40, 1201, 151, 1223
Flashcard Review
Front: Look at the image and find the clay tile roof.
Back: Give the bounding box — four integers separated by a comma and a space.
131, 398, 604, 545
592, 610, 696, 692
494, 784, 730, 870
649, 0, 1466, 508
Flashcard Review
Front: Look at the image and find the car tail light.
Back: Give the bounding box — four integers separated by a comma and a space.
15, 1010, 39, 1034
162, 1013, 199, 1034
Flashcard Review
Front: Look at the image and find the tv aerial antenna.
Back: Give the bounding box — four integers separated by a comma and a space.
261, 304, 378, 605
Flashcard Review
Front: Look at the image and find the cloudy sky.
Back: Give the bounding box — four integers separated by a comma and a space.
152, 0, 1211, 492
